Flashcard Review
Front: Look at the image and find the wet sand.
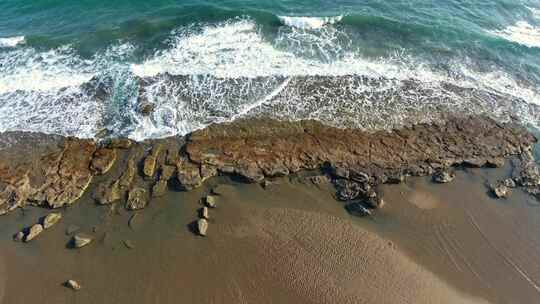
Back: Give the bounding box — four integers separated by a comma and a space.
0, 167, 538, 303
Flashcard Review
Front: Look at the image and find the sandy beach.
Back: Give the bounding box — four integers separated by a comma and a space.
0, 163, 538, 303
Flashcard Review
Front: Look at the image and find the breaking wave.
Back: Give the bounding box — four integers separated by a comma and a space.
277, 15, 343, 29
490, 21, 540, 49
0, 36, 25, 48
0, 18, 539, 141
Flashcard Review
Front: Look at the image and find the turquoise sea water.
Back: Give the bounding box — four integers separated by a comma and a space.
0, 0, 539, 139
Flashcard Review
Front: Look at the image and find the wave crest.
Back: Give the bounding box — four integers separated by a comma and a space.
278, 15, 343, 29
490, 21, 540, 48
0, 36, 25, 48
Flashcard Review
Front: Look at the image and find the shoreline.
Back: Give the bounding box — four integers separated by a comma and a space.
0, 115, 539, 303
0, 115, 538, 217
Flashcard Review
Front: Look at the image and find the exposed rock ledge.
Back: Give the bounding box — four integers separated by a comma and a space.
0, 116, 538, 216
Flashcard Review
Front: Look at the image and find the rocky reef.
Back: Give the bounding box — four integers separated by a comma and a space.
0, 116, 538, 216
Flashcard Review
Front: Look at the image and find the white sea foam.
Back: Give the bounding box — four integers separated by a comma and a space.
278, 15, 343, 29
0, 19, 539, 140
528, 6, 540, 19
0, 36, 25, 48
490, 20, 540, 48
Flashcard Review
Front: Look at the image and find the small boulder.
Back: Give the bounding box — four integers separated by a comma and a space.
365, 194, 385, 209
345, 202, 372, 217
143, 155, 157, 178
433, 169, 455, 183
205, 195, 217, 208
42, 212, 62, 229
72, 233, 93, 248
123, 240, 135, 249
65, 280, 81, 291
24, 224, 44, 242
197, 218, 208, 236
126, 188, 148, 210
503, 178, 517, 188
199, 207, 209, 220
13, 231, 24, 242
491, 183, 510, 198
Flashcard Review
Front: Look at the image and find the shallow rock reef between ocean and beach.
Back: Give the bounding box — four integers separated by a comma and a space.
0, 116, 539, 304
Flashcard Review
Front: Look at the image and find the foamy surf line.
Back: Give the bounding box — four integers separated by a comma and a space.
490, 21, 540, 48
277, 15, 343, 29
0, 36, 24, 48
0, 18, 539, 141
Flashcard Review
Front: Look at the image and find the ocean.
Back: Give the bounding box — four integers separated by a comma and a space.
0, 0, 539, 140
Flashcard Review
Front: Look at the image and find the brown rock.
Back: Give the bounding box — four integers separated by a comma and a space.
503, 178, 517, 188
118, 158, 136, 188
90, 148, 116, 175
197, 218, 208, 236
123, 239, 135, 249
94, 180, 122, 205
138, 102, 155, 116
176, 160, 202, 190
491, 184, 510, 198
205, 195, 217, 208
199, 207, 209, 219
143, 155, 157, 178
24, 224, 44, 242
72, 233, 92, 248
126, 188, 148, 210
105, 138, 132, 149
433, 169, 455, 183
152, 180, 167, 197
143, 144, 162, 178
13, 231, 24, 242
42, 212, 62, 229
160, 164, 176, 181
65, 280, 81, 291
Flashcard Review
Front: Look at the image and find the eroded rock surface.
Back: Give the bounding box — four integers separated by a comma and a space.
0, 116, 538, 216
0, 135, 97, 214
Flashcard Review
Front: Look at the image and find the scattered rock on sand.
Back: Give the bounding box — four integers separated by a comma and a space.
123, 240, 135, 249
365, 194, 385, 209
491, 183, 510, 198
197, 218, 208, 236
65, 280, 81, 291
126, 188, 148, 210
13, 231, 24, 242
205, 195, 217, 208
335, 180, 366, 201
42, 212, 62, 229
433, 169, 455, 183
345, 202, 372, 217
72, 234, 93, 248
503, 178, 517, 188
200, 207, 209, 219
24, 224, 44, 242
